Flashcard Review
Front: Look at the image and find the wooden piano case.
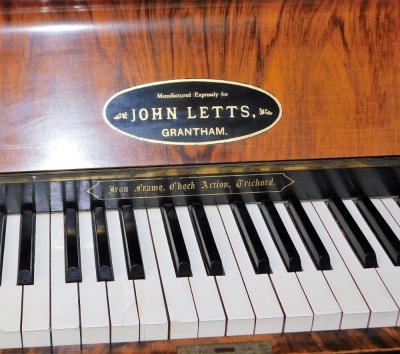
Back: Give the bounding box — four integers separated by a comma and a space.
0, 0, 399, 352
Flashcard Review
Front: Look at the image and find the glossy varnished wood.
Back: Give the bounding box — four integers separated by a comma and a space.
0, 1, 399, 353
0, 328, 398, 353
0, 0, 399, 173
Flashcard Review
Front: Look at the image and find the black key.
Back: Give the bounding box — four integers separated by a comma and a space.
287, 198, 331, 270
259, 201, 302, 272
328, 196, 377, 268
231, 201, 270, 274
18, 209, 35, 285
161, 204, 192, 277
64, 207, 82, 283
0, 211, 6, 285
189, 203, 224, 276
356, 196, 400, 266
120, 205, 145, 279
92, 206, 114, 281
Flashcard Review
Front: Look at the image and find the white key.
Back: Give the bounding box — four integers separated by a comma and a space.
50, 212, 81, 346
380, 197, 400, 227
79, 211, 110, 344
105, 210, 139, 343
0, 215, 22, 349
147, 207, 198, 339
247, 203, 314, 333
21, 213, 51, 347
134, 209, 168, 341
275, 203, 342, 331
302, 202, 370, 329
218, 204, 284, 334
208, 205, 255, 336
344, 199, 400, 325
374, 198, 400, 232
175, 206, 226, 338
313, 200, 398, 327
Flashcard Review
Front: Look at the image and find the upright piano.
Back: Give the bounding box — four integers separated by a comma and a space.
0, 0, 400, 352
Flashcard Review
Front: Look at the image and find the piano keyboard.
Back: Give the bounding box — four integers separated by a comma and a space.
0, 197, 399, 349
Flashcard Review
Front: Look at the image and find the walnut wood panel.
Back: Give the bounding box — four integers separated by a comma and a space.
0, 0, 399, 173
0, 328, 398, 353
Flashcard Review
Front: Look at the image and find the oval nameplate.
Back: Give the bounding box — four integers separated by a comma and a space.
103, 79, 282, 145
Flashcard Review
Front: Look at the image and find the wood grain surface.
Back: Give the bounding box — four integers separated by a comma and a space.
0, 0, 399, 173
0, 328, 398, 353
0, 2, 399, 352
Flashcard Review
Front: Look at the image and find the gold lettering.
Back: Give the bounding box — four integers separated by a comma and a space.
226, 106, 238, 117
167, 107, 177, 119
108, 185, 129, 194
241, 105, 250, 118
199, 106, 209, 118
187, 107, 196, 119
236, 178, 275, 188
169, 181, 196, 191
139, 108, 149, 121
151, 108, 163, 120
211, 106, 224, 118
199, 180, 229, 190
134, 184, 165, 194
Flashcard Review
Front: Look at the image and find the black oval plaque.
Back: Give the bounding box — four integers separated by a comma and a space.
103, 79, 282, 145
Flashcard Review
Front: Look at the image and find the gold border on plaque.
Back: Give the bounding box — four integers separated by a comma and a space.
87, 172, 295, 201
102, 79, 283, 145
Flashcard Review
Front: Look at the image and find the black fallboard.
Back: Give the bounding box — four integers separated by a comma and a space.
0, 157, 399, 213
